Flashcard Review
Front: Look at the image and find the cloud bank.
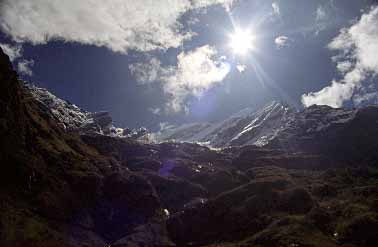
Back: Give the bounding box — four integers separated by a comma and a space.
302, 6, 378, 108
130, 45, 230, 113
0, 0, 233, 53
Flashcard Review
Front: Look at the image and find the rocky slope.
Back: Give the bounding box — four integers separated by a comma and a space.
26, 83, 150, 139
1, 47, 378, 247
155, 101, 365, 150
155, 101, 293, 147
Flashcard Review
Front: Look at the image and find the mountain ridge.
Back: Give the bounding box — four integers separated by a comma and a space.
155, 101, 363, 149
24, 83, 151, 140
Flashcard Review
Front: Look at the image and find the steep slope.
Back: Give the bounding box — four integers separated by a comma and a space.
26, 84, 149, 138
265, 104, 378, 166
156, 101, 293, 147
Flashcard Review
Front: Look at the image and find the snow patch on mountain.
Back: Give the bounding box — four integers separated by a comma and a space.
23, 81, 361, 148
24, 83, 150, 139
155, 102, 359, 148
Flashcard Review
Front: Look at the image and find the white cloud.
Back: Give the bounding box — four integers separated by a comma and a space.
302, 6, 378, 107
236, 64, 246, 73
316, 5, 327, 21
274, 35, 291, 49
17, 59, 34, 76
130, 45, 230, 113
336, 61, 353, 73
0, 42, 35, 76
0, 0, 233, 53
129, 58, 161, 84
0, 43, 22, 62
272, 2, 280, 16
162, 45, 230, 113
313, 4, 333, 35
354, 91, 378, 106
301, 80, 356, 108
149, 107, 162, 115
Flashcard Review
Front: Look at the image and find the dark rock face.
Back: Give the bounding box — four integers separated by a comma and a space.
2, 47, 378, 247
0, 48, 28, 186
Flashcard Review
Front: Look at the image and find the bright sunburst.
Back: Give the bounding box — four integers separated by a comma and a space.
229, 29, 255, 55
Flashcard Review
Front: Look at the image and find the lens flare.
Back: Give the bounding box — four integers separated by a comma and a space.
229, 29, 255, 55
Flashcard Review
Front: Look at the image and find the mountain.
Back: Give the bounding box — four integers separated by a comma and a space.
1, 47, 378, 247
158, 100, 378, 170
25, 83, 150, 139
155, 101, 363, 148
156, 101, 378, 164
155, 101, 293, 147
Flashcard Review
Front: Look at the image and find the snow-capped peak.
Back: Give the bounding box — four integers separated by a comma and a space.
24, 83, 150, 139
154, 101, 361, 148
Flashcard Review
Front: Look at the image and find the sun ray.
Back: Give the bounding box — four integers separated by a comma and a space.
229, 28, 255, 55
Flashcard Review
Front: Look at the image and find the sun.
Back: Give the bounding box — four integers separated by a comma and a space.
229, 29, 255, 55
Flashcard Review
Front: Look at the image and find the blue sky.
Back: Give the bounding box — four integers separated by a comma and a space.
1, 0, 378, 129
